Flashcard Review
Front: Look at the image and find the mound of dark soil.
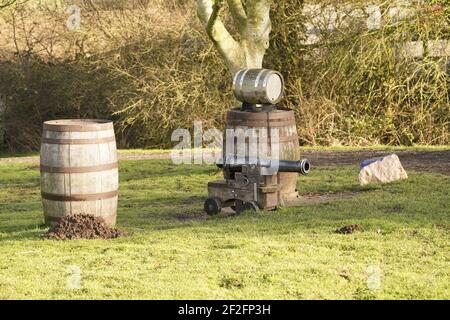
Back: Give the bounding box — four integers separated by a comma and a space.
45, 214, 122, 240
335, 224, 361, 234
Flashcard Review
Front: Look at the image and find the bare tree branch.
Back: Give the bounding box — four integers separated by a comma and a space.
245, 0, 272, 40
197, 0, 274, 73
205, 0, 223, 39
197, 0, 245, 72
0, 0, 16, 9
226, 0, 247, 33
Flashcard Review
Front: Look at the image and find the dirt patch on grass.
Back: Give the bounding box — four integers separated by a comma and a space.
335, 224, 362, 234
176, 209, 237, 220
2, 149, 449, 175
176, 212, 208, 221
301, 149, 450, 175
45, 214, 123, 240
287, 192, 356, 205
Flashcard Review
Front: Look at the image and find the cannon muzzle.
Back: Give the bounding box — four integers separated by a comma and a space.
217, 158, 310, 175
278, 159, 310, 175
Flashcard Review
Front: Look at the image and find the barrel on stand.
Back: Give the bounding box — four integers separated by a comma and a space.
40, 120, 118, 227
233, 69, 285, 105
224, 107, 300, 201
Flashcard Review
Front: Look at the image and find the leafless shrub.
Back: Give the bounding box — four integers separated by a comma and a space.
0, 0, 448, 150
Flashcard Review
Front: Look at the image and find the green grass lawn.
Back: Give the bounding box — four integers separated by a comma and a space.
0, 159, 448, 299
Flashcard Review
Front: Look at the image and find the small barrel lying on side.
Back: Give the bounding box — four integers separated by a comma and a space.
40, 119, 118, 227
233, 68, 285, 105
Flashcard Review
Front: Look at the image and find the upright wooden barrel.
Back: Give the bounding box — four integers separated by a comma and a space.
224, 107, 300, 200
40, 120, 118, 227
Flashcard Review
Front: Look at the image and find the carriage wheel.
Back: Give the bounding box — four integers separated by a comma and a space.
242, 201, 259, 213
204, 197, 222, 215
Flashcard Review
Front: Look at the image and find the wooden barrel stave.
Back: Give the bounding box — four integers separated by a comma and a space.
40, 120, 118, 226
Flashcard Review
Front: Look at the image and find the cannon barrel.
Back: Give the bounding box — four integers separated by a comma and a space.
217, 158, 310, 175
278, 159, 310, 175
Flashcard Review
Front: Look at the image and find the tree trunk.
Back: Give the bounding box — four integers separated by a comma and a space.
0, 97, 5, 148
197, 0, 272, 74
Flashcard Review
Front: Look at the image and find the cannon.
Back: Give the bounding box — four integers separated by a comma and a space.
204, 68, 310, 215
204, 158, 310, 215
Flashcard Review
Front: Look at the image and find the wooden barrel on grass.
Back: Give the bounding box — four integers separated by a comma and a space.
40, 119, 118, 226
224, 107, 300, 201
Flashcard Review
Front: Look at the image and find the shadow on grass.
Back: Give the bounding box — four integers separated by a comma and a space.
1, 190, 447, 241
119, 161, 219, 181
1, 159, 448, 241
0, 222, 47, 241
